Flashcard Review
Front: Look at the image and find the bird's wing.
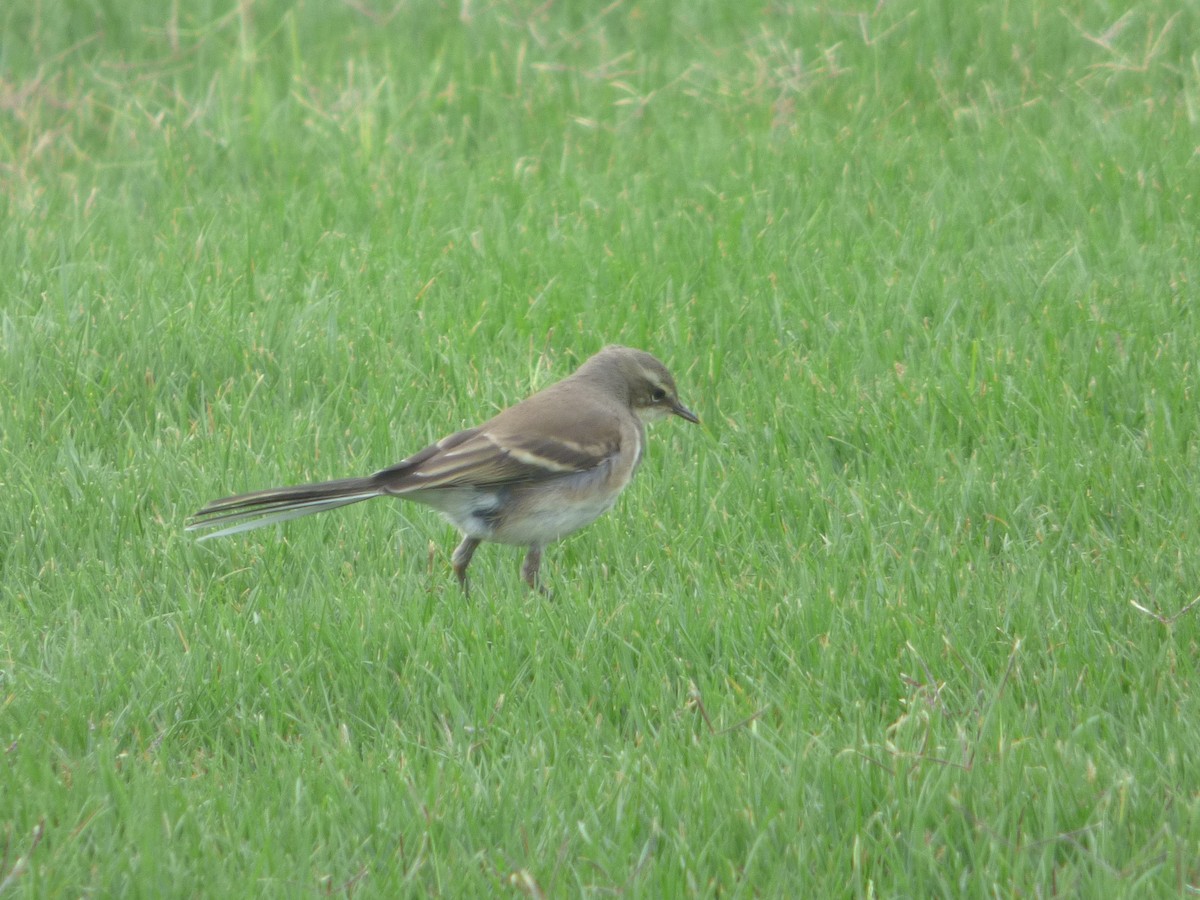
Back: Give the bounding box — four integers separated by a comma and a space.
372, 394, 625, 493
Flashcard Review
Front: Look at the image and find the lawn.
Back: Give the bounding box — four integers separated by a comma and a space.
2, 0, 1198, 895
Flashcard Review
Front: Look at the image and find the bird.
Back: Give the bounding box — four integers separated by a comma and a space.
187, 345, 698, 592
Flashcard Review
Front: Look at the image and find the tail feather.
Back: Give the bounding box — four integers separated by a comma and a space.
187, 476, 382, 540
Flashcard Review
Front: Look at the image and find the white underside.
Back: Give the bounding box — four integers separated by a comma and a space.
409, 426, 639, 547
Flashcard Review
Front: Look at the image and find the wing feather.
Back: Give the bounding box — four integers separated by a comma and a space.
372, 395, 624, 494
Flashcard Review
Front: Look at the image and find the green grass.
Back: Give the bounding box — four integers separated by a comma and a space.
3, 0, 1198, 894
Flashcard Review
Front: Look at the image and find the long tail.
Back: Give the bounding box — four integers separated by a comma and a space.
186, 475, 384, 540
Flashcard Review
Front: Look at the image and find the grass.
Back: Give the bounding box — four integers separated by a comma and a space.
2, 0, 1198, 894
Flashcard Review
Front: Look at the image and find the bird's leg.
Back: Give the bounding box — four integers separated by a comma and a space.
521, 545, 548, 594
452, 536, 481, 596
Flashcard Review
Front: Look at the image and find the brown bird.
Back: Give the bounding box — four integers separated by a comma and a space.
188, 346, 698, 591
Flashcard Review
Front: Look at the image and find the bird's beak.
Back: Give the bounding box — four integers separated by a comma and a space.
672, 401, 700, 424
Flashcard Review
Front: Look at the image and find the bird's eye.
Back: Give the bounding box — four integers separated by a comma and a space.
651, 388, 667, 402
